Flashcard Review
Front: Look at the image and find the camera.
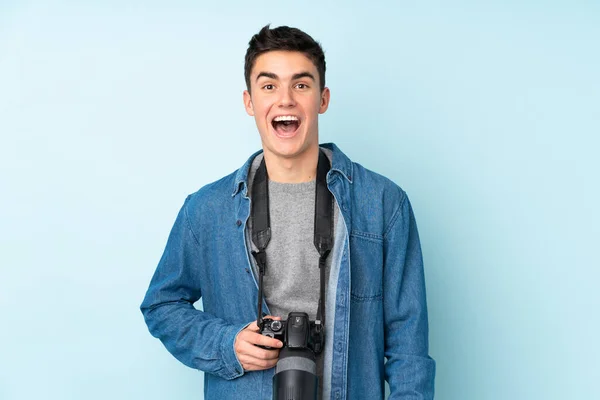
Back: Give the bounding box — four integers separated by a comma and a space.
260, 312, 323, 400
260, 312, 323, 354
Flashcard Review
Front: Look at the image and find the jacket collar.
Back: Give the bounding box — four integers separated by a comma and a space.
232, 143, 353, 197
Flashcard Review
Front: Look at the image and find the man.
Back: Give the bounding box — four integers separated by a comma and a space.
141, 25, 435, 399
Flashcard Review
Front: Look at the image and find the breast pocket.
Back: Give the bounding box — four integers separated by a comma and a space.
349, 233, 383, 301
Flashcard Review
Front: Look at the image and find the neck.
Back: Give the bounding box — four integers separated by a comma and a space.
263, 146, 319, 183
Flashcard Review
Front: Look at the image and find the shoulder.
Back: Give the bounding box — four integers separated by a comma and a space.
326, 144, 410, 239
189, 171, 236, 202
325, 142, 407, 208
351, 162, 407, 205
182, 169, 241, 224
349, 162, 408, 236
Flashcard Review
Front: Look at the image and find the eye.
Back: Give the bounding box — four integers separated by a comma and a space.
262, 84, 275, 91
295, 83, 309, 90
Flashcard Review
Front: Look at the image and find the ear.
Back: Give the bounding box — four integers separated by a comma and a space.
318, 87, 331, 114
243, 90, 254, 116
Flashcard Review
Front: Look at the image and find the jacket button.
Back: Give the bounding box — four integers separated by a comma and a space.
236, 219, 242, 226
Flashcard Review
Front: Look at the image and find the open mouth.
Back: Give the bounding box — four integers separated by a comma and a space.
271, 115, 300, 137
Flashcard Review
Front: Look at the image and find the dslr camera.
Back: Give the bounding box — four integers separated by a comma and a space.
260, 312, 324, 400
260, 311, 323, 354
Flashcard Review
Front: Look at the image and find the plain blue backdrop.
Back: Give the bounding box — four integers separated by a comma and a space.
1, 1, 598, 399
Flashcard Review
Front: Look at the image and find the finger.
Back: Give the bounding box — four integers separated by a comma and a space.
245, 321, 260, 332
238, 339, 280, 360
237, 344, 279, 371
239, 356, 278, 371
257, 335, 284, 349
238, 328, 283, 349
239, 350, 279, 368
244, 358, 278, 370
243, 331, 283, 349
252, 346, 280, 361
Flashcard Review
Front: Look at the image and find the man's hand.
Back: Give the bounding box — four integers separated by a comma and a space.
234, 316, 283, 371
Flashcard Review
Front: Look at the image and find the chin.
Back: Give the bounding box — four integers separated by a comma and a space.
261, 126, 317, 160
270, 146, 303, 159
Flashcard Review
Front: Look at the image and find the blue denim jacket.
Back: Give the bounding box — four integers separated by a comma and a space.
140, 143, 435, 399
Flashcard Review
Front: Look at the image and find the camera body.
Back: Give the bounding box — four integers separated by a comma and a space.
260, 312, 324, 354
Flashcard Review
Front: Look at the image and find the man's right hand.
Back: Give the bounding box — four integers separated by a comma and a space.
234, 316, 283, 371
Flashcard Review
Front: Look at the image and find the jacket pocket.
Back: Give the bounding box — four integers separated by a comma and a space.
349, 233, 383, 301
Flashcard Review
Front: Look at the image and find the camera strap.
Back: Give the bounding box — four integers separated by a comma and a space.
251, 150, 333, 333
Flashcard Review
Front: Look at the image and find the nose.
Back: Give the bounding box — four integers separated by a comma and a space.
278, 87, 296, 108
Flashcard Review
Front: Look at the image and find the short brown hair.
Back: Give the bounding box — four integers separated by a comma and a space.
244, 25, 326, 92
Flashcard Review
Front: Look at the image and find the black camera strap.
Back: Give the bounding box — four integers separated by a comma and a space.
251, 150, 333, 333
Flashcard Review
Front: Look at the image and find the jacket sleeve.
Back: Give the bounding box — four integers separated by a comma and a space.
140, 196, 247, 380
383, 193, 436, 399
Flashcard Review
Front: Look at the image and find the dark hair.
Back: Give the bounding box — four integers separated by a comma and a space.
244, 24, 326, 92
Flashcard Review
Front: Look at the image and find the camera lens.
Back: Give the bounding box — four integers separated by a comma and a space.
271, 320, 283, 332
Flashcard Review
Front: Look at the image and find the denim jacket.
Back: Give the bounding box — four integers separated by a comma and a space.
140, 143, 436, 399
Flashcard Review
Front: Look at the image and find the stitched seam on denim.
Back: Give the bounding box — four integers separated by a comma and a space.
350, 231, 383, 243
342, 251, 350, 400
331, 168, 352, 183
183, 198, 201, 246
383, 190, 407, 240
350, 293, 383, 301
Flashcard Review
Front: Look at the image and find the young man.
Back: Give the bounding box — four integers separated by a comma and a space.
141, 25, 435, 399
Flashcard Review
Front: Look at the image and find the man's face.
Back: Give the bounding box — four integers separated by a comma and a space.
243, 51, 330, 163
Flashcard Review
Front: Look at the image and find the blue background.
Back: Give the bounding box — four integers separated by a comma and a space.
1, 1, 598, 399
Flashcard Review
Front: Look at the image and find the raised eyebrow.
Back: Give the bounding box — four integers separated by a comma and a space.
256, 72, 278, 82
292, 72, 316, 81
